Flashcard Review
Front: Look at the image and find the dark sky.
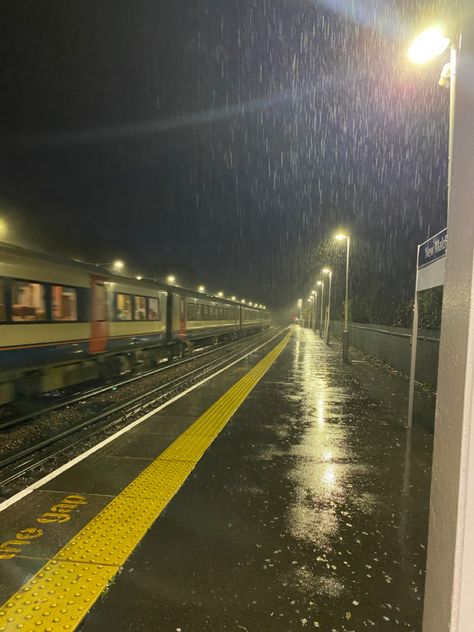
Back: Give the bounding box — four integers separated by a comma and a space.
0, 0, 455, 316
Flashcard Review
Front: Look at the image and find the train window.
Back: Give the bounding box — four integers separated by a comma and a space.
134, 296, 147, 321
187, 303, 195, 321
0, 279, 5, 321
52, 285, 78, 321
11, 281, 46, 322
202, 304, 209, 320
147, 297, 160, 321
195, 303, 202, 320
116, 293, 132, 321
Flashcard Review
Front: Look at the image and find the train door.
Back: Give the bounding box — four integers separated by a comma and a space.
179, 296, 186, 337
89, 276, 109, 353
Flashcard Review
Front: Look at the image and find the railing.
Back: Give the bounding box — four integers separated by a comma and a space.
330, 321, 440, 388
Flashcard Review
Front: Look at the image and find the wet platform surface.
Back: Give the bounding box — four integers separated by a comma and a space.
77, 327, 433, 631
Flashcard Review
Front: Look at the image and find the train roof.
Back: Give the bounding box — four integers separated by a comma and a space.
0, 241, 267, 310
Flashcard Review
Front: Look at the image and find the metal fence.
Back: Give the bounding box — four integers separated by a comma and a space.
330, 321, 440, 388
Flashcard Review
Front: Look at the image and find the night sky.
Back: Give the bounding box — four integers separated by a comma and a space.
0, 0, 455, 319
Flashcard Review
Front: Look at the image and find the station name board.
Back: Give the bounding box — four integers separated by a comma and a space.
418, 228, 447, 269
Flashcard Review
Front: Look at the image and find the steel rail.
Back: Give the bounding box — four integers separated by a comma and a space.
0, 329, 274, 431
0, 328, 285, 487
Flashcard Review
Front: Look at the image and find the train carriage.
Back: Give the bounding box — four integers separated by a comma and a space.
181, 293, 240, 342
0, 243, 270, 404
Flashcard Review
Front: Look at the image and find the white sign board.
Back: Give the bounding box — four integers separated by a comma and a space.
417, 228, 447, 291
408, 228, 447, 428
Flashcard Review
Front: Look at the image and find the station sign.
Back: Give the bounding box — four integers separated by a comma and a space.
417, 228, 447, 292
418, 228, 448, 269
408, 226, 447, 427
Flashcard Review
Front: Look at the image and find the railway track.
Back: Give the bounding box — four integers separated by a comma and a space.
0, 327, 285, 494
0, 333, 267, 432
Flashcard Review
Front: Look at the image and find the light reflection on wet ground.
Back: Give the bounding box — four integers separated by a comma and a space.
84, 326, 433, 631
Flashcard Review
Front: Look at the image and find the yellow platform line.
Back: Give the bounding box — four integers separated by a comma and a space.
0, 331, 291, 632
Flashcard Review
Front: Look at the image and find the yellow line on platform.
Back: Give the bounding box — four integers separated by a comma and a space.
0, 331, 291, 632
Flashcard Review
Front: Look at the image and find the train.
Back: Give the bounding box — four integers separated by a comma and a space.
0, 243, 271, 404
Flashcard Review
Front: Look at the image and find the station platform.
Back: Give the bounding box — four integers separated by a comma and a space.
0, 327, 433, 631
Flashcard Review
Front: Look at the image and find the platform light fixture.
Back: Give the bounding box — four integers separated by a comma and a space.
241, 299, 246, 304
408, 27, 450, 65
111, 260, 124, 272
135, 275, 143, 281
166, 275, 176, 285
217, 291, 224, 298
198, 285, 205, 293
231, 295, 236, 301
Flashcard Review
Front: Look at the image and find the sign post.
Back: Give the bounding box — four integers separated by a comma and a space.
407, 228, 447, 428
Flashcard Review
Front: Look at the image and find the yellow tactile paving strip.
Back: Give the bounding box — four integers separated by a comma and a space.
0, 331, 291, 632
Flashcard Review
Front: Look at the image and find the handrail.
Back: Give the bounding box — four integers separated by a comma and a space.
331, 321, 440, 343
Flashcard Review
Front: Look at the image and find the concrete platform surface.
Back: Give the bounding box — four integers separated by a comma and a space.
79, 327, 433, 631
0, 331, 290, 630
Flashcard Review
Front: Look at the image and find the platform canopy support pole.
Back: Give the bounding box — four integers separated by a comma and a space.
423, 13, 474, 632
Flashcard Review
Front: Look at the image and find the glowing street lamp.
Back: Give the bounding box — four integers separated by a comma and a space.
166, 275, 176, 285
322, 268, 332, 345
335, 233, 351, 362
198, 285, 205, 293
217, 291, 224, 298
407, 27, 450, 65
81, 258, 125, 273
231, 296, 236, 301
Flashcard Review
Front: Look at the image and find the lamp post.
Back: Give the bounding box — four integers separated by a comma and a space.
311, 290, 317, 332
317, 281, 324, 338
322, 268, 332, 345
309, 290, 317, 331
408, 27, 457, 219
335, 233, 351, 362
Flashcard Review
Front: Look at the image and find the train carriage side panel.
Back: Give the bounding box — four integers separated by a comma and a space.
106, 282, 167, 351
184, 296, 239, 340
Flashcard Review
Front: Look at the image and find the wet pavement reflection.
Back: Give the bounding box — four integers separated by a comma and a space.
84, 326, 433, 632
